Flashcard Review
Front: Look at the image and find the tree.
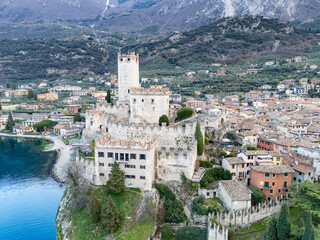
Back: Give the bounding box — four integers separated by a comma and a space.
101, 196, 122, 233
159, 114, 169, 126
106, 162, 125, 194
91, 197, 101, 223
0, 103, 2, 110
177, 107, 194, 121
74, 113, 82, 123
105, 89, 111, 103
5, 112, 15, 131
302, 212, 315, 240
33, 120, 55, 132
268, 215, 277, 240
225, 131, 238, 141
195, 122, 204, 155
249, 186, 266, 205
277, 204, 290, 240
28, 89, 35, 99
291, 181, 320, 218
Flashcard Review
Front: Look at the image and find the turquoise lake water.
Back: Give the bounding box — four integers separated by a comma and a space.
0, 137, 65, 240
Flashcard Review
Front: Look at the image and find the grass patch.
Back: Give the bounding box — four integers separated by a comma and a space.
235, 218, 268, 240
204, 198, 225, 212
115, 218, 155, 240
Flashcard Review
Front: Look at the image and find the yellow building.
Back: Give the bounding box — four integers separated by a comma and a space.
271, 152, 282, 165
14, 89, 29, 96
277, 84, 287, 91
299, 78, 308, 85
37, 93, 59, 101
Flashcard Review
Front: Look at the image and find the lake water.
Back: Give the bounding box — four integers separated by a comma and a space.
0, 137, 65, 240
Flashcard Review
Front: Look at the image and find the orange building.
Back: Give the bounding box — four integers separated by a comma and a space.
250, 165, 294, 201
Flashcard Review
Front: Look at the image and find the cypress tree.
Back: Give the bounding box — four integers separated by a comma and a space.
106, 162, 125, 194
101, 196, 122, 233
91, 197, 101, 223
276, 204, 290, 240
106, 89, 111, 103
0, 103, 2, 110
159, 114, 169, 126
302, 212, 315, 240
5, 112, 15, 131
268, 215, 277, 240
195, 122, 204, 155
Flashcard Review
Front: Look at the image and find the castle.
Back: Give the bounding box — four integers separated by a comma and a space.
81, 52, 226, 190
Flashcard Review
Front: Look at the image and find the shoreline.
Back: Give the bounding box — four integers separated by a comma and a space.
0, 133, 71, 183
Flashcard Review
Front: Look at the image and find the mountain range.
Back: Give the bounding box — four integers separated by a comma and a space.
1, 0, 320, 31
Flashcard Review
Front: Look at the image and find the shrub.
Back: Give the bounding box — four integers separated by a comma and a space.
192, 195, 207, 215
159, 114, 170, 126
225, 131, 238, 141
249, 185, 266, 205
161, 224, 176, 240
156, 184, 176, 201
156, 184, 186, 223
177, 107, 194, 121
205, 137, 209, 144
176, 227, 207, 240
247, 146, 261, 150
199, 160, 213, 168
200, 167, 232, 188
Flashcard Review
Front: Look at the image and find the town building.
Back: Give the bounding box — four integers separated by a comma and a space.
37, 93, 58, 101
218, 180, 252, 211
66, 105, 81, 113
222, 157, 246, 181
250, 165, 294, 201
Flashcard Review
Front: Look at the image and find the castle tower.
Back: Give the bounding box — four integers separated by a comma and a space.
118, 52, 140, 104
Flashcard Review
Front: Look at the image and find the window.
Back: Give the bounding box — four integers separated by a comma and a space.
107, 152, 113, 158
125, 153, 129, 161
284, 181, 287, 187
242, 164, 245, 168
130, 154, 136, 159
125, 164, 136, 169
265, 173, 270, 177
115, 153, 118, 161
140, 165, 146, 169
151, 99, 154, 104
277, 157, 280, 161
284, 173, 288, 177
108, 163, 113, 167
120, 153, 125, 161
273, 174, 276, 178
248, 155, 254, 160
99, 173, 105, 177
125, 175, 136, 179
133, 98, 136, 104
278, 189, 281, 193
142, 99, 144, 102
294, 177, 296, 181
264, 182, 269, 187
232, 165, 235, 169
140, 176, 145, 180
99, 163, 104, 166
98, 152, 104, 158
270, 189, 273, 194
128, 89, 130, 93
140, 154, 146, 160
272, 182, 275, 186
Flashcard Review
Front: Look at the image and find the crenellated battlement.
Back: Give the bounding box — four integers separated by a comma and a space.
210, 194, 290, 228
208, 220, 228, 240
130, 87, 170, 95
96, 133, 158, 150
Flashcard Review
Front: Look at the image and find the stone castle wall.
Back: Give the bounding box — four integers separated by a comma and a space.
208, 221, 228, 240
210, 195, 290, 228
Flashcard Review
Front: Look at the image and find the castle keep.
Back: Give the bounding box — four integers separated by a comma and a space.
82, 52, 225, 190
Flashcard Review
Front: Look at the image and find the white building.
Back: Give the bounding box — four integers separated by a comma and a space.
218, 180, 252, 211
94, 134, 157, 190
292, 165, 316, 183
222, 157, 246, 181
